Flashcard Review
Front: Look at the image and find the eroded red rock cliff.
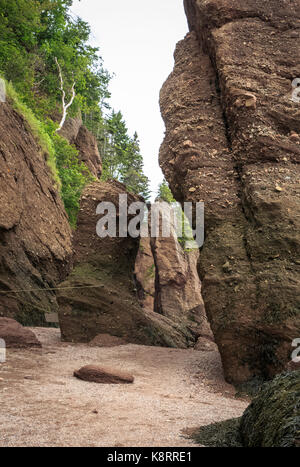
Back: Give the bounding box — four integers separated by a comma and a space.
0, 102, 73, 325
160, 0, 300, 383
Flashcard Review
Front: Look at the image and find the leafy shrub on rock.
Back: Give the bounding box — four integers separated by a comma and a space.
51, 131, 94, 227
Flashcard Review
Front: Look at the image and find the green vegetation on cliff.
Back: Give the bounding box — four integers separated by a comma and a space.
157, 179, 176, 204
0, 0, 110, 120
51, 127, 94, 226
0, 0, 150, 224
5, 79, 93, 227
5, 80, 60, 188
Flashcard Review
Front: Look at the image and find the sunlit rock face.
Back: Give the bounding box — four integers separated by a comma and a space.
159, 0, 300, 383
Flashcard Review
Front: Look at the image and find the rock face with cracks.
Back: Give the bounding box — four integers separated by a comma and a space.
159, 0, 300, 383
150, 203, 211, 340
134, 235, 156, 311
0, 101, 73, 326
134, 205, 211, 343
59, 116, 102, 179
58, 180, 197, 348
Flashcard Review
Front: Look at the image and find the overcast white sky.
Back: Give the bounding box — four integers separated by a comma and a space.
71, 0, 188, 199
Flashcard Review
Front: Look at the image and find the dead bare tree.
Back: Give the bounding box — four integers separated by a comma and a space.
55, 57, 76, 132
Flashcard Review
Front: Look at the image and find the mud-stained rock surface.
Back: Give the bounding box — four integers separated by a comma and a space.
88, 334, 128, 348
159, 0, 300, 383
74, 125, 102, 179
0, 102, 73, 326
0, 328, 248, 447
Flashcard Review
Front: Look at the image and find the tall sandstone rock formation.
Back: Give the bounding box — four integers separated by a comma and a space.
160, 0, 300, 383
0, 101, 73, 325
134, 235, 156, 311
150, 203, 211, 340
134, 204, 211, 341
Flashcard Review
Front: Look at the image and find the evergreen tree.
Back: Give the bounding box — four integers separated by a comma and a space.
0, 0, 151, 219
157, 179, 175, 203
101, 112, 150, 200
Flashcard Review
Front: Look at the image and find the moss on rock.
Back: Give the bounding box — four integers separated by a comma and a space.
191, 418, 242, 447
191, 372, 300, 447
240, 371, 300, 447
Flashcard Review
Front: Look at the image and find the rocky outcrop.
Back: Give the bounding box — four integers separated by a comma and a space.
75, 126, 102, 179
0, 101, 73, 325
74, 365, 134, 384
160, 0, 300, 383
59, 116, 102, 178
58, 115, 82, 143
0, 317, 41, 348
134, 236, 155, 311
150, 203, 211, 339
240, 371, 300, 447
134, 203, 212, 340
58, 180, 195, 348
